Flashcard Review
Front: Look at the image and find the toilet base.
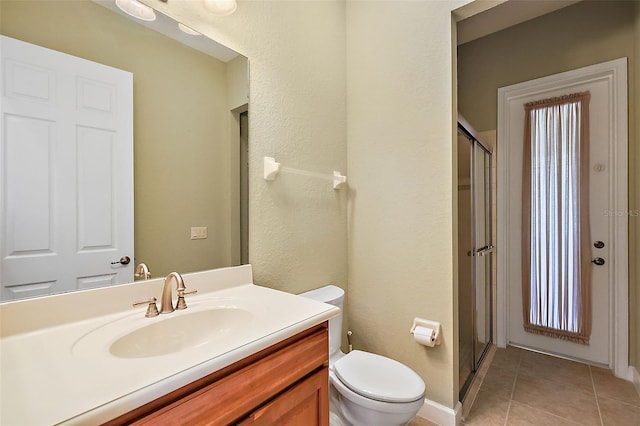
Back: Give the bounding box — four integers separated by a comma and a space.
329, 408, 349, 426
329, 376, 420, 426
329, 381, 350, 426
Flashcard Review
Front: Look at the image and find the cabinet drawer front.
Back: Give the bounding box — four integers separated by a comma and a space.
133, 327, 328, 425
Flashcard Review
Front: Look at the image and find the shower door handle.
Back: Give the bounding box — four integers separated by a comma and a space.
476, 245, 495, 257
468, 245, 494, 257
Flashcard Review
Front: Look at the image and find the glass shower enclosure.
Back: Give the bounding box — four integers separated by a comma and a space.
457, 120, 493, 401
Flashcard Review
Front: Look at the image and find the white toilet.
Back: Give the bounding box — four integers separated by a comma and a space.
300, 285, 425, 426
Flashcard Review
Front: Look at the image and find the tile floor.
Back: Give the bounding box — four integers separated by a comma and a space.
409, 417, 439, 426
462, 346, 640, 425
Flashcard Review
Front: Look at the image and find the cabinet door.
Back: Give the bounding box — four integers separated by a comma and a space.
239, 368, 329, 426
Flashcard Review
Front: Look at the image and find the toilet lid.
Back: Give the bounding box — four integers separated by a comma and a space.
333, 350, 425, 403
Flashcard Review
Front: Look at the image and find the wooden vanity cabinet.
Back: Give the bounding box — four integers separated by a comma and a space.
103, 322, 329, 426
238, 368, 328, 425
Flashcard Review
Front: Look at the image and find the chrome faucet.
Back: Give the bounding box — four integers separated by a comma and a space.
159, 272, 186, 314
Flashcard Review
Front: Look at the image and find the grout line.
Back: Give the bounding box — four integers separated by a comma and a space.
509, 353, 588, 423
597, 394, 640, 409
503, 351, 522, 426
512, 400, 583, 425
589, 365, 604, 426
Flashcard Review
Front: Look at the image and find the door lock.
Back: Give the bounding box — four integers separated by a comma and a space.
593, 241, 605, 249
592, 257, 605, 266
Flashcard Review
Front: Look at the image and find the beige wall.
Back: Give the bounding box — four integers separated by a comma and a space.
132, 0, 639, 403
157, 0, 468, 408
158, 0, 475, 408
226, 55, 249, 111
458, 0, 640, 371
1, 0, 244, 278
346, 0, 470, 408
151, 0, 348, 296
157, 0, 639, 402
225, 54, 250, 267
10, 0, 631, 411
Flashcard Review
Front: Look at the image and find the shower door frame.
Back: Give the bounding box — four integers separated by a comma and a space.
458, 120, 494, 401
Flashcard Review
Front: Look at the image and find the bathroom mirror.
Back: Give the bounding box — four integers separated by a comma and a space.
0, 0, 249, 301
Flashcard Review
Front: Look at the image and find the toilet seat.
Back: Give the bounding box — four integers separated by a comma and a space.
333, 350, 425, 403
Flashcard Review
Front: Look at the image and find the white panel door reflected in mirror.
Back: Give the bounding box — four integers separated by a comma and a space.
0, 0, 249, 301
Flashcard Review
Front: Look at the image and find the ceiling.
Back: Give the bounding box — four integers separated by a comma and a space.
93, 0, 239, 62
457, 0, 582, 45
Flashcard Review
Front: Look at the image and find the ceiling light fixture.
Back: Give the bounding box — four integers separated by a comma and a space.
203, 0, 238, 17
178, 23, 201, 36
115, 0, 156, 21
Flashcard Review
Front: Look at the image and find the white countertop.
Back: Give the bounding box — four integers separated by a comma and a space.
0, 265, 339, 425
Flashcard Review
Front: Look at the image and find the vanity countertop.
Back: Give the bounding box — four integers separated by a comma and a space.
0, 265, 339, 425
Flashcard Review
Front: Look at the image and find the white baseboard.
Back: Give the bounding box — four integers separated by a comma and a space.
416, 398, 462, 426
631, 366, 640, 398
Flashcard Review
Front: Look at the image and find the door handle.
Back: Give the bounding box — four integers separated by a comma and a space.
476, 245, 495, 257
592, 257, 605, 266
468, 245, 495, 257
111, 256, 131, 265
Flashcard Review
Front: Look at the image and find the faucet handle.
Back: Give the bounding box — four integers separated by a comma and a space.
133, 297, 159, 317
176, 289, 197, 310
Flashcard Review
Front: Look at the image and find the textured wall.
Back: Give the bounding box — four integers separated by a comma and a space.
458, 0, 639, 372
159, 0, 476, 408
346, 0, 471, 408
152, 1, 348, 296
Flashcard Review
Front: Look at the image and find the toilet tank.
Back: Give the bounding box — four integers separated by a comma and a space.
299, 285, 344, 357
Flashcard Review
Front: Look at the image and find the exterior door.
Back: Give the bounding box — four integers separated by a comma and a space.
500, 60, 627, 366
0, 35, 133, 300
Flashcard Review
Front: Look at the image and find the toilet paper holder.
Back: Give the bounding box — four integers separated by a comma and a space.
409, 318, 442, 347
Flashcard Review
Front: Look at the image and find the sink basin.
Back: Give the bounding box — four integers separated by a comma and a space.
109, 308, 253, 359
